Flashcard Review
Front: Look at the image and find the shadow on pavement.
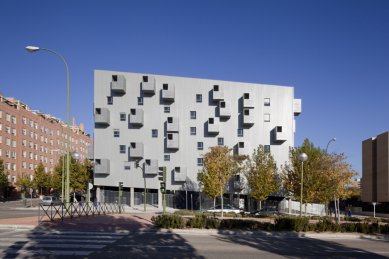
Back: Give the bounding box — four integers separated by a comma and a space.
216, 230, 387, 258
1, 214, 203, 258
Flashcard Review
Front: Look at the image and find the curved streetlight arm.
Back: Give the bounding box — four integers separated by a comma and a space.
325, 138, 336, 153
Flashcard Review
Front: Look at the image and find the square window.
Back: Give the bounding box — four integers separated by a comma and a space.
167, 117, 173, 123
142, 76, 148, 82
213, 85, 219, 91
244, 109, 250, 115
239, 142, 245, 148
167, 133, 173, 140
190, 111, 196, 119
220, 101, 226, 108
276, 126, 282, 132
112, 75, 118, 81
164, 106, 170, 113
237, 128, 243, 137
209, 118, 214, 124
137, 97, 144, 105
107, 96, 113, 105
164, 154, 170, 161
218, 137, 224, 146
196, 94, 202, 103
120, 113, 126, 121
244, 93, 250, 99
190, 127, 196, 135
197, 158, 204, 166
264, 145, 271, 153
163, 84, 168, 90
120, 145, 126, 154
264, 113, 270, 122
152, 129, 158, 138
113, 129, 120, 137
264, 98, 270, 106
197, 142, 203, 150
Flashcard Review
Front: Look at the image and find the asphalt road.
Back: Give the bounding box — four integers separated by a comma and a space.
0, 200, 40, 219
1, 228, 388, 258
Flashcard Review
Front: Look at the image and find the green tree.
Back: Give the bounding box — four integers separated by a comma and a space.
0, 159, 9, 200
198, 146, 235, 217
245, 145, 279, 210
282, 139, 325, 206
70, 158, 93, 192
32, 162, 50, 195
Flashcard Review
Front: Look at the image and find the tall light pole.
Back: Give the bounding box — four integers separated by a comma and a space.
325, 137, 338, 222
298, 153, 308, 217
52, 149, 65, 203
25, 46, 71, 206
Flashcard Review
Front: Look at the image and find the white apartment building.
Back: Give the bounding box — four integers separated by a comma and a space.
93, 70, 301, 208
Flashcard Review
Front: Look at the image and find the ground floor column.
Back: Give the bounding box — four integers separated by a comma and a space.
158, 189, 162, 209
96, 186, 101, 203
130, 187, 134, 207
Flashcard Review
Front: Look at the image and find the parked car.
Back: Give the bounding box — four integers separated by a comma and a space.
206, 204, 243, 214
250, 206, 279, 216
41, 196, 63, 206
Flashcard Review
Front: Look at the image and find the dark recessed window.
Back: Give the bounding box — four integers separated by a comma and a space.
218, 137, 224, 146
95, 108, 101, 114
190, 111, 196, 119
220, 101, 226, 108
244, 93, 250, 99
277, 126, 283, 132
113, 129, 120, 138
264, 145, 271, 153
264, 98, 270, 106
197, 158, 204, 166
209, 118, 214, 124
167, 117, 173, 123
112, 75, 118, 81
107, 96, 113, 105
164, 154, 170, 161
168, 133, 173, 140
119, 145, 126, 154
163, 84, 168, 90
244, 109, 250, 115
138, 97, 143, 105
131, 109, 136, 115
237, 128, 243, 137
197, 142, 203, 150
164, 106, 170, 113
152, 129, 158, 138
196, 94, 202, 103
213, 85, 219, 91
120, 113, 126, 121
190, 127, 196, 135
239, 142, 245, 148
143, 76, 148, 82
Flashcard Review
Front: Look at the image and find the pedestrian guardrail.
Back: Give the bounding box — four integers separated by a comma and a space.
38, 202, 125, 223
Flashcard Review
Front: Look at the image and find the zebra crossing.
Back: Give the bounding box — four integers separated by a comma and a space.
0, 228, 128, 257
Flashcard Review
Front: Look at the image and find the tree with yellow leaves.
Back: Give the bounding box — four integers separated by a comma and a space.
197, 146, 235, 217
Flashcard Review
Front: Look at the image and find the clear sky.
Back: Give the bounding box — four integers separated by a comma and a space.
1, 0, 389, 176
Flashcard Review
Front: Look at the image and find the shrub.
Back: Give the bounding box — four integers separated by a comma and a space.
187, 214, 221, 229
274, 216, 310, 232
151, 214, 186, 229
315, 218, 339, 232
344, 216, 361, 222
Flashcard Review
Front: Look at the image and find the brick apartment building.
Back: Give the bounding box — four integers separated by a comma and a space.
0, 93, 92, 190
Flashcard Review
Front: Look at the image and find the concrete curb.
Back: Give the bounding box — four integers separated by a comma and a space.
0, 224, 36, 230
160, 228, 389, 241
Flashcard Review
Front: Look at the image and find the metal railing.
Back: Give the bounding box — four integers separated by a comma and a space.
38, 202, 125, 223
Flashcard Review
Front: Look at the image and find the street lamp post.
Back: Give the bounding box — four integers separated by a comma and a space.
135, 160, 147, 212
26, 46, 71, 207
325, 138, 338, 222
298, 153, 308, 217
52, 149, 65, 203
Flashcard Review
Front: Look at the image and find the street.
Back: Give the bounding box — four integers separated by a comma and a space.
1, 228, 389, 258
1, 201, 389, 258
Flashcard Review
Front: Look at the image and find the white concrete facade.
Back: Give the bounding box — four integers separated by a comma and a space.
94, 70, 301, 196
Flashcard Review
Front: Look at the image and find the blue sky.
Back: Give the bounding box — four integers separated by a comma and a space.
1, 0, 389, 176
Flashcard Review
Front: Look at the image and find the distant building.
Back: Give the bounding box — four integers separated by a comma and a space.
93, 70, 302, 208
362, 132, 389, 203
0, 94, 92, 188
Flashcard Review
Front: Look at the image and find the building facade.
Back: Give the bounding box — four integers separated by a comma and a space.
0, 94, 92, 189
362, 131, 389, 203
94, 70, 301, 208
